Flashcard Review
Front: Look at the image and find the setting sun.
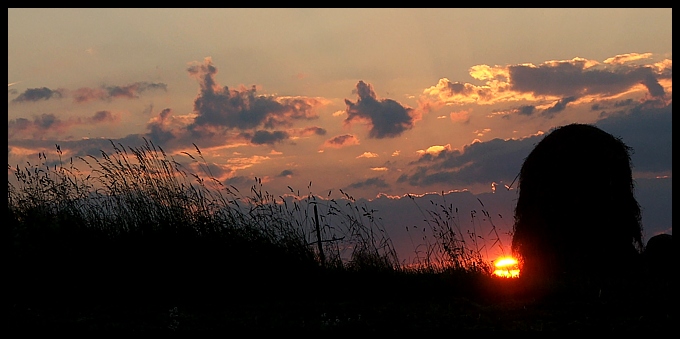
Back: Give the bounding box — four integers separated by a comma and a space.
493, 257, 520, 278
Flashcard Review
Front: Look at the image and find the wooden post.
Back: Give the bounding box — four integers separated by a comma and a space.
314, 204, 325, 267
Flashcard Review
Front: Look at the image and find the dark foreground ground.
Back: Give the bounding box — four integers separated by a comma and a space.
8, 268, 673, 333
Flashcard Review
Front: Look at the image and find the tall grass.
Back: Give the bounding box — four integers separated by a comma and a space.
402, 192, 504, 276
8, 140, 404, 302
8, 139, 507, 312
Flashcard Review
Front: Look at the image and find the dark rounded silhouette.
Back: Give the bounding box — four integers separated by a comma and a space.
512, 123, 643, 282
643, 233, 672, 279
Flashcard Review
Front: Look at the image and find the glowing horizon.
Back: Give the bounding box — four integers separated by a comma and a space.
493, 257, 520, 278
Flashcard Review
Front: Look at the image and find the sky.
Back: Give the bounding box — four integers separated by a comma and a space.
8, 8, 672, 264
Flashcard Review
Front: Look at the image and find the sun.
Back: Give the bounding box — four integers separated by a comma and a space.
493, 256, 520, 278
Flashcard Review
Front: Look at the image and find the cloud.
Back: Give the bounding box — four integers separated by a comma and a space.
295, 126, 327, 137
416, 144, 452, 157
322, 134, 360, 149
146, 108, 176, 144
89, 110, 118, 123
224, 176, 251, 186
591, 98, 636, 113
508, 59, 665, 99
12, 87, 65, 103
244, 130, 290, 145
541, 96, 577, 117
187, 57, 324, 134
128, 57, 329, 150
73, 82, 167, 103
420, 54, 669, 111
8, 111, 120, 139
344, 81, 417, 139
278, 169, 294, 178
357, 152, 379, 159
8, 114, 65, 139
517, 105, 537, 116
346, 177, 389, 189
403, 136, 538, 187
474, 129, 491, 137
603, 53, 653, 65
400, 99, 672, 190
595, 100, 672, 174
490, 104, 540, 119
421, 79, 495, 107
449, 110, 470, 124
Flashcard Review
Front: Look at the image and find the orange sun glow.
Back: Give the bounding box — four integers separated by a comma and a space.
493, 256, 520, 278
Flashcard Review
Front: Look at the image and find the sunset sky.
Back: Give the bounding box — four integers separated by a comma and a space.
8, 8, 672, 262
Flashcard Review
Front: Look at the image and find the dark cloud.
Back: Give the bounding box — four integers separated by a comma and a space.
344, 81, 416, 139
224, 176, 251, 186
641, 73, 665, 98
542, 96, 577, 117
299, 126, 327, 136
146, 108, 176, 144
246, 130, 290, 145
8, 113, 66, 138
72, 82, 167, 103
595, 101, 672, 173
434, 81, 494, 102
8, 118, 33, 137
399, 99, 672, 189
592, 98, 636, 112
518, 105, 536, 116
8, 110, 121, 139
615, 98, 636, 107
278, 169, 294, 177
187, 57, 320, 133
509, 61, 666, 99
403, 137, 538, 187
89, 110, 117, 123
346, 177, 389, 189
12, 87, 64, 103
34, 114, 59, 130
323, 134, 360, 148
105, 82, 167, 99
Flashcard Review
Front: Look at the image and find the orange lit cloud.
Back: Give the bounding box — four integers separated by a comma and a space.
420, 54, 669, 112
450, 110, 470, 124
357, 152, 379, 159
474, 128, 491, 137
421, 78, 496, 107
604, 52, 653, 65
416, 144, 452, 157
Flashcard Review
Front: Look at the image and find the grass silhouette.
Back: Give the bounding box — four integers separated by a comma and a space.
7, 140, 672, 332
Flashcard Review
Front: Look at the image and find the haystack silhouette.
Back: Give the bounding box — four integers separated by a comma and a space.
643, 233, 672, 279
512, 123, 643, 284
